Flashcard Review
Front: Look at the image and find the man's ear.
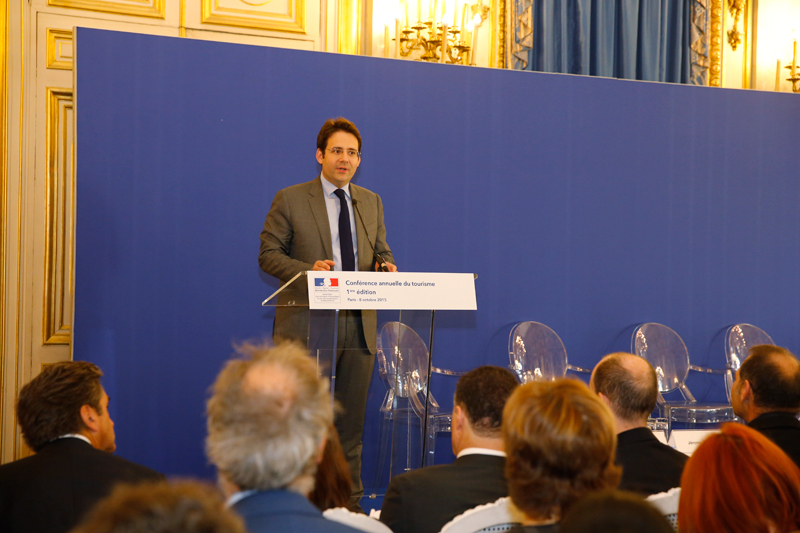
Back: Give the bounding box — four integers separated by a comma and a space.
597, 392, 613, 408
452, 404, 465, 432
316, 149, 324, 164
739, 379, 754, 403
80, 404, 100, 433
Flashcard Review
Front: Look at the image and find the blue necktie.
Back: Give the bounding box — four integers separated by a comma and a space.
334, 189, 356, 271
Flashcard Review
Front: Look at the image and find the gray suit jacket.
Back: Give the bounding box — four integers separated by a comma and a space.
259, 176, 394, 354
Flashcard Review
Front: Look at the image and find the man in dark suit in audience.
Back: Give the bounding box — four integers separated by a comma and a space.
206, 341, 359, 533
731, 344, 800, 467
590, 353, 688, 496
0, 361, 164, 533
379, 366, 519, 533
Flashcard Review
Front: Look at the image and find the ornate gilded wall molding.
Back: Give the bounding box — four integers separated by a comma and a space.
494, 0, 504, 68
337, 0, 360, 54
709, 0, 722, 86
201, 0, 306, 34
43, 88, 74, 346
47, 0, 166, 19
0, 0, 9, 457
46, 29, 73, 70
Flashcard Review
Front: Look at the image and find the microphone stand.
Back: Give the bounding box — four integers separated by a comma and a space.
352, 198, 390, 272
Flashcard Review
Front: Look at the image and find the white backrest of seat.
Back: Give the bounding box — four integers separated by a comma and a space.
439, 497, 525, 533
647, 487, 680, 531
324, 507, 394, 533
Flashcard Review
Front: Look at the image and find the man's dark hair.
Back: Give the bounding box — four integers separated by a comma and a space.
454, 365, 518, 437
592, 353, 657, 423
317, 117, 362, 153
740, 345, 800, 413
16, 361, 104, 452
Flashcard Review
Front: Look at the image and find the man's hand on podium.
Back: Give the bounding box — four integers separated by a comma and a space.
312, 260, 335, 271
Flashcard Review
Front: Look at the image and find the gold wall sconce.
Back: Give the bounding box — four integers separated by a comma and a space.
387, 0, 488, 64
727, 0, 746, 51
785, 34, 800, 93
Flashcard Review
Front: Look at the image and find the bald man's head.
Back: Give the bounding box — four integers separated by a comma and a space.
590, 353, 657, 424
739, 345, 800, 414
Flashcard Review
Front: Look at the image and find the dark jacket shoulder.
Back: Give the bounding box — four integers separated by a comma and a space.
0, 438, 163, 533
615, 427, 687, 496
380, 454, 507, 533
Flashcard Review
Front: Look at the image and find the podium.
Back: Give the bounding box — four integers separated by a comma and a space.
263, 270, 477, 496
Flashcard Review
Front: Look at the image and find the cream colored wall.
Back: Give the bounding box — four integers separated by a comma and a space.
752, 0, 800, 92
0, 0, 335, 464
721, 4, 749, 88
719, 0, 800, 91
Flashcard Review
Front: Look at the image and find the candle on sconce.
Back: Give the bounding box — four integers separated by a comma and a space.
776, 59, 782, 91
395, 18, 401, 58
471, 14, 480, 65
441, 22, 448, 62
417, 0, 421, 22
403, 0, 408, 26
461, 2, 467, 32
432, 0, 438, 22
793, 36, 797, 77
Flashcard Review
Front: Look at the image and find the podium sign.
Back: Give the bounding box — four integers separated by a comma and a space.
670, 429, 717, 456
306, 272, 477, 311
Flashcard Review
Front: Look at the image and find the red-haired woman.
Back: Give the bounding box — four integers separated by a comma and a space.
678, 423, 800, 533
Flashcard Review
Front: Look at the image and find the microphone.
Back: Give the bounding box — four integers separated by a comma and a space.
352, 198, 390, 272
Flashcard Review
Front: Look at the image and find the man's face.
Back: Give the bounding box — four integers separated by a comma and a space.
316, 131, 361, 188
96, 389, 117, 453
730, 370, 745, 418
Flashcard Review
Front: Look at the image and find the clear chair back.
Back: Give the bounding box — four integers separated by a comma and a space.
632, 323, 689, 394
724, 324, 774, 403
508, 321, 568, 383
377, 321, 429, 398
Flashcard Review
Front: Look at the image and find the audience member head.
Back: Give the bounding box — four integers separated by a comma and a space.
308, 426, 352, 512
206, 341, 331, 496
559, 490, 673, 533
71, 480, 246, 533
16, 361, 115, 453
590, 352, 657, 431
316, 117, 362, 152
731, 345, 800, 422
502, 379, 621, 525
678, 423, 800, 533
451, 365, 518, 454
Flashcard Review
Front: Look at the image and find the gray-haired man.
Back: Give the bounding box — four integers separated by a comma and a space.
206, 341, 358, 533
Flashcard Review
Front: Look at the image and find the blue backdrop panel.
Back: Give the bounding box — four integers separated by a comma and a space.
75, 28, 800, 488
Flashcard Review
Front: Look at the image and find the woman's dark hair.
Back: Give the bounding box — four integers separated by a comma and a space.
308, 426, 352, 511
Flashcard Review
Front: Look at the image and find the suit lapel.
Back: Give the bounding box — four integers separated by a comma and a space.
308, 177, 334, 261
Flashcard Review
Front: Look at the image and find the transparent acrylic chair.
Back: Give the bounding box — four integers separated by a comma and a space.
631, 323, 734, 436
369, 321, 461, 497
508, 321, 590, 383
724, 324, 774, 403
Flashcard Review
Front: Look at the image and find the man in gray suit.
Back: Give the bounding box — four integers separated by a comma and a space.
259, 117, 396, 507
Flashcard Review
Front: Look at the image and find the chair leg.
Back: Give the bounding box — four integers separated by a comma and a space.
424, 418, 437, 467
665, 406, 672, 441
368, 394, 394, 497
